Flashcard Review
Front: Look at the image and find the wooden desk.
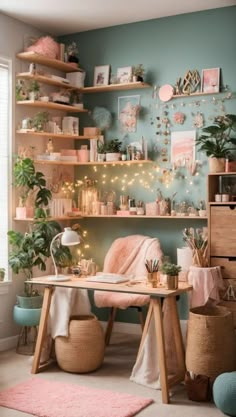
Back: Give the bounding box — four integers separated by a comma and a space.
28, 276, 192, 404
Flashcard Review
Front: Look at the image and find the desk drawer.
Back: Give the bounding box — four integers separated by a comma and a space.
210, 206, 236, 257
211, 257, 236, 279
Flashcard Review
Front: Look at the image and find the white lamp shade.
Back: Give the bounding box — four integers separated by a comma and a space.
61, 227, 80, 246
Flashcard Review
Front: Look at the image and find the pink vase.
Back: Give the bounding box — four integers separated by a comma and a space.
77, 149, 89, 163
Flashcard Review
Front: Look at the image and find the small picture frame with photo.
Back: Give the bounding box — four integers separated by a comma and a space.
117, 66, 132, 83
201, 68, 220, 93
93, 65, 110, 86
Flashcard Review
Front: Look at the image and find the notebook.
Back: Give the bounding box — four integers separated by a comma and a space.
86, 273, 130, 284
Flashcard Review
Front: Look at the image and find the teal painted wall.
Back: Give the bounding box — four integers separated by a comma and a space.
59, 7, 236, 322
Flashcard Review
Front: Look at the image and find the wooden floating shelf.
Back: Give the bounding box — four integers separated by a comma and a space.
209, 202, 236, 205
82, 82, 151, 93
172, 91, 222, 99
16, 52, 83, 73
16, 100, 88, 112
208, 172, 236, 176
35, 159, 152, 166
16, 131, 98, 140
14, 214, 207, 221
16, 72, 81, 91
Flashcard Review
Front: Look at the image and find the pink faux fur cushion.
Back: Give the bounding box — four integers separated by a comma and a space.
94, 235, 163, 309
26, 36, 60, 59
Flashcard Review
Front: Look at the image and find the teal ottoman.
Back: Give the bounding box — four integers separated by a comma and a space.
213, 372, 236, 416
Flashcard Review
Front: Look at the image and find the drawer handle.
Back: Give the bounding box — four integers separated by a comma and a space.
228, 257, 236, 261
229, 206, 236, 210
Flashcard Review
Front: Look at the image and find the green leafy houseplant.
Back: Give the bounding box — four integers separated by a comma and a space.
8, 220, 74, 297
0, 268, 5, 281
106, 139, 122, 153
132, 64, 145, 81
13, 156, 52, 218
196, 114, 236, 158
32, 111, 49, 132
160, 262, 181, 276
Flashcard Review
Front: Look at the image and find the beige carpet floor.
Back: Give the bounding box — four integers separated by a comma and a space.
0, 332, 223, 417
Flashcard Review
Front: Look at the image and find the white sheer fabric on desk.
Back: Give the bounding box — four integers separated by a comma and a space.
40, 287, 91, 363
130, 301, 182, 389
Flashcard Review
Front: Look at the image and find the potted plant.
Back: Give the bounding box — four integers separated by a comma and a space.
160, 262, 181, 290
132, 64, 145, 82
196, 114, 236, 173
28, 80, 40, 101
32, 111, 49, 132
13, 156, 52, 219
0, 268, 5, 281
97, 141, 107, 162
8, 219, 74, 305
105, 139, 122, 162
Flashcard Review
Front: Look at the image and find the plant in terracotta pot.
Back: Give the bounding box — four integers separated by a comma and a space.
196, 114, 236, 173
105, 139, 122, 161
159, 262, 181, 290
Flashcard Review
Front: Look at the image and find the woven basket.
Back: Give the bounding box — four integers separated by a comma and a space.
55, 315, 105, 373
186, 306, 236, 381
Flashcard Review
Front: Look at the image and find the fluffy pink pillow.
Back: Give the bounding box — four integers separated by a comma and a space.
26, 36, 60, 59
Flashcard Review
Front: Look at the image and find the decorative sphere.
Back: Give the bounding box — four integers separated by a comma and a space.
213, 372, 236, 416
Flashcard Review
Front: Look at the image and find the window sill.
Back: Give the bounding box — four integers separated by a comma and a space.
0, 281, 11, 295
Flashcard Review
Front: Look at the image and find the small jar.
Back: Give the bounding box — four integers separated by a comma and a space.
215, 194, 222, 202
222, 194, 230, 202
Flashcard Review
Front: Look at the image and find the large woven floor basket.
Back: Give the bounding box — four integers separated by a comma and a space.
55, 315, 105, 373
186, 306, 236, 381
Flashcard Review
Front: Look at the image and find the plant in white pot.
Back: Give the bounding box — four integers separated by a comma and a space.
159, 262, 181, 290
105, 139, 122, 162
13, 156, 52, 219
196, 114, 236, 173
97, 141, 107, 162
28, 80, 40, 101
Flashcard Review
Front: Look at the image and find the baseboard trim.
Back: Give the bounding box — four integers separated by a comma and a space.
0, 335, 18, 352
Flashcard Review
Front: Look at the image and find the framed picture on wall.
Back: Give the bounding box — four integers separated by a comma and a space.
93, 65, 110, 86
201, 68, 220, 93
171, 130, 196, 168
117, 66, 132, 83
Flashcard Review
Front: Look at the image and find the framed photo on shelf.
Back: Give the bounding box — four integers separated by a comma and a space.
201, 68, 220, 93
117, 66, 132, 83
93, 65, 110, 86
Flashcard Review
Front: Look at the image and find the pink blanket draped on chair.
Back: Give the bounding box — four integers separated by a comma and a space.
94, 235, 163, 309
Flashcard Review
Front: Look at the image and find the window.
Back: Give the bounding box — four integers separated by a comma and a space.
0, 57, 12, 281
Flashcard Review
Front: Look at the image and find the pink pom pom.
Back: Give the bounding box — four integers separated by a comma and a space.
26, 36, 60, 59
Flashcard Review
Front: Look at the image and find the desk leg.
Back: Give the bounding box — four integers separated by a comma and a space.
136, 301, 153, 362
167, 297, 186, 380
152, 298, 169, 404
31, 286, 53, 374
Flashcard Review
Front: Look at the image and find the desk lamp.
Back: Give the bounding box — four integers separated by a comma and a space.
48, 227, 80, 281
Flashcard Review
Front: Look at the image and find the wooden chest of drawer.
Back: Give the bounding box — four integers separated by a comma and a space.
210, 205, 236, 257
211, 257, 236, 279
218, 301, 236, 328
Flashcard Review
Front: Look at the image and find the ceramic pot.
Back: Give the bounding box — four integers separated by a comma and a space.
106, 152, 121, 162
166, 275, 178, 290
13, 305, 41, 326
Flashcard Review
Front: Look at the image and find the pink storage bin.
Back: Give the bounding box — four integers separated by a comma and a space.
77, 149, 89, 163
